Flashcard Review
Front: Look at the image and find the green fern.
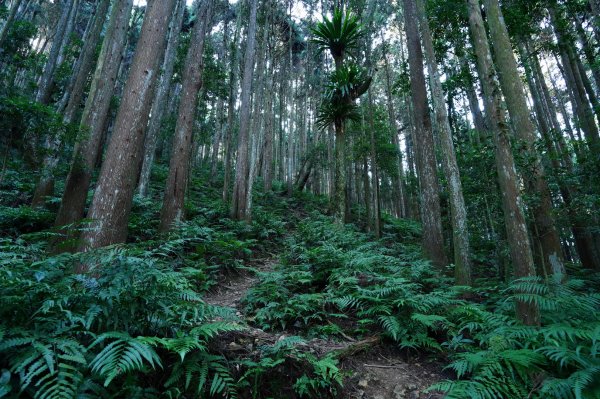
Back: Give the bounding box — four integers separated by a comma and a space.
89, 332, 162, 386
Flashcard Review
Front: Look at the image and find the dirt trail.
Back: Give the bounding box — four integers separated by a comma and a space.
203, 255, 446, 399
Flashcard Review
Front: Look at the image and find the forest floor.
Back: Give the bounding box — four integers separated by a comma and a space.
204, 253, 447, 399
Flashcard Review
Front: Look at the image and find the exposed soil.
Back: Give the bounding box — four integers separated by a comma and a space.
203, 255, 448, 398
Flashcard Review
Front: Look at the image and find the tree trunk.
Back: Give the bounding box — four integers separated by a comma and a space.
59, 0, 111, 122
30, 0, 79, 207
54, 0, 134, 236
521, 42, 600, 271
138, 0, 186, 198
382, 36, 407, 218
418, 0, 471, 285
551, 8, 600, 158
332, 118, 347, 222
78, 0, 177, 255
35, 0, 77, 105
262, 66, 276, 192
158, 0, 213, 231
484, 0, 565, 278
467, 0, 539, 325
222, 8, 243, 203
231, 0, 259, 221
403, 0, 448, 267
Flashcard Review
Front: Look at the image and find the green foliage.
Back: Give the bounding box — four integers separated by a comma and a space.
0, 235, 242, 398
244, 214, 450, 350
431, 275, 600, 399
239, 336, 343, 398
310, 8, 363, 60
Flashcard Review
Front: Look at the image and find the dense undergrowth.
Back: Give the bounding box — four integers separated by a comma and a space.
1, 164, 599, 398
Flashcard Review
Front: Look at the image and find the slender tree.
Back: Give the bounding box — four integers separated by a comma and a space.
417, 0, 471, 284
54, 0, 134, 235
78, 0, 177, 254
484, 0, 565, 277
138, 0, 186, 198
231, 0, 259, 221
403, 0, 448, 268
467, 0, 539, 325
160, 0, 214, 231
312, 9, 371, 223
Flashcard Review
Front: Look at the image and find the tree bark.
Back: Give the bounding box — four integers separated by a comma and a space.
222, 7, 243, 202
35, 0, 77, 105
467, 0, 539, 325
158, 0, 213, 231
78, 0, 177, 255
138, 0, 186, 198
231, 0, 259, 221
403, 0, 448, 268
30, 0, 79, 207
54, 0, 134, 236
484, 0, 566, 278
418, 0, 471, 285
59, 0, 111, 122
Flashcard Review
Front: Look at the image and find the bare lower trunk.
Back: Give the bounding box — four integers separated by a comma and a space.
159, 0, 213, 231
222, 10, 243, 202
332, 119, 347, 222
403, 0, 447, 267
78, 0, 177, 255
231, 0, 258, 221
467, 0, 538, 325
54, 0, 134, 236
138, 0, 185, 198
418, 0, 471, 285
484, 0, 565, 278
36, 0, 78, 105
60, 0, 111, 122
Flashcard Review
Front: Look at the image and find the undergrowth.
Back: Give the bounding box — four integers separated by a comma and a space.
1, 164, 599, 398
244, 214, 600, 399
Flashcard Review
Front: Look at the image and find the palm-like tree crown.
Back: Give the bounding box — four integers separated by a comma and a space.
324, 64, 370, 101
310, 8, 363, 63
316, 64, 370, 129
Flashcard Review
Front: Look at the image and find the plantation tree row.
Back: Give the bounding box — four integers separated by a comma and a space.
1, 0, 600, 324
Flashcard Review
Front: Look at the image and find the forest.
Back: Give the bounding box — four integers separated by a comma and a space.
0, 0, 599, 397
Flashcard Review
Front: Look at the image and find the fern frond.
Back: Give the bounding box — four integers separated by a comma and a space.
89, 333, 162, 386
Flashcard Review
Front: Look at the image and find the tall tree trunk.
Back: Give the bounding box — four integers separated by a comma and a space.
159, 0, 213, 231
30, 0, 79, 207
484, 0, 565, 278
467, 0, 539, 325
246, 8, 269, 213
138, 0, 186, 198
54, 0, 134, 236
521, 42, 600, 271
231, 0, 259, 221
332, 118, 347, 221
35, 0, 77, 104
403, 0, 448, 267
551, 8, 600, 158
382, 36, 407, 218
222, 8, 243, 202
262, 66, 276, 192
418, 0, 471, 285
78, 0, 177, 255
59, 0, 110, 122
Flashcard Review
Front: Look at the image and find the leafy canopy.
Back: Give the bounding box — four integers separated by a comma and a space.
310, 8, 364, 62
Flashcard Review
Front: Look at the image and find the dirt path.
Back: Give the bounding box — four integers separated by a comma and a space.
203, 254, 447, 399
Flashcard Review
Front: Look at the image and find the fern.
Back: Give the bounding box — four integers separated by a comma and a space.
89, 332, 162, 386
